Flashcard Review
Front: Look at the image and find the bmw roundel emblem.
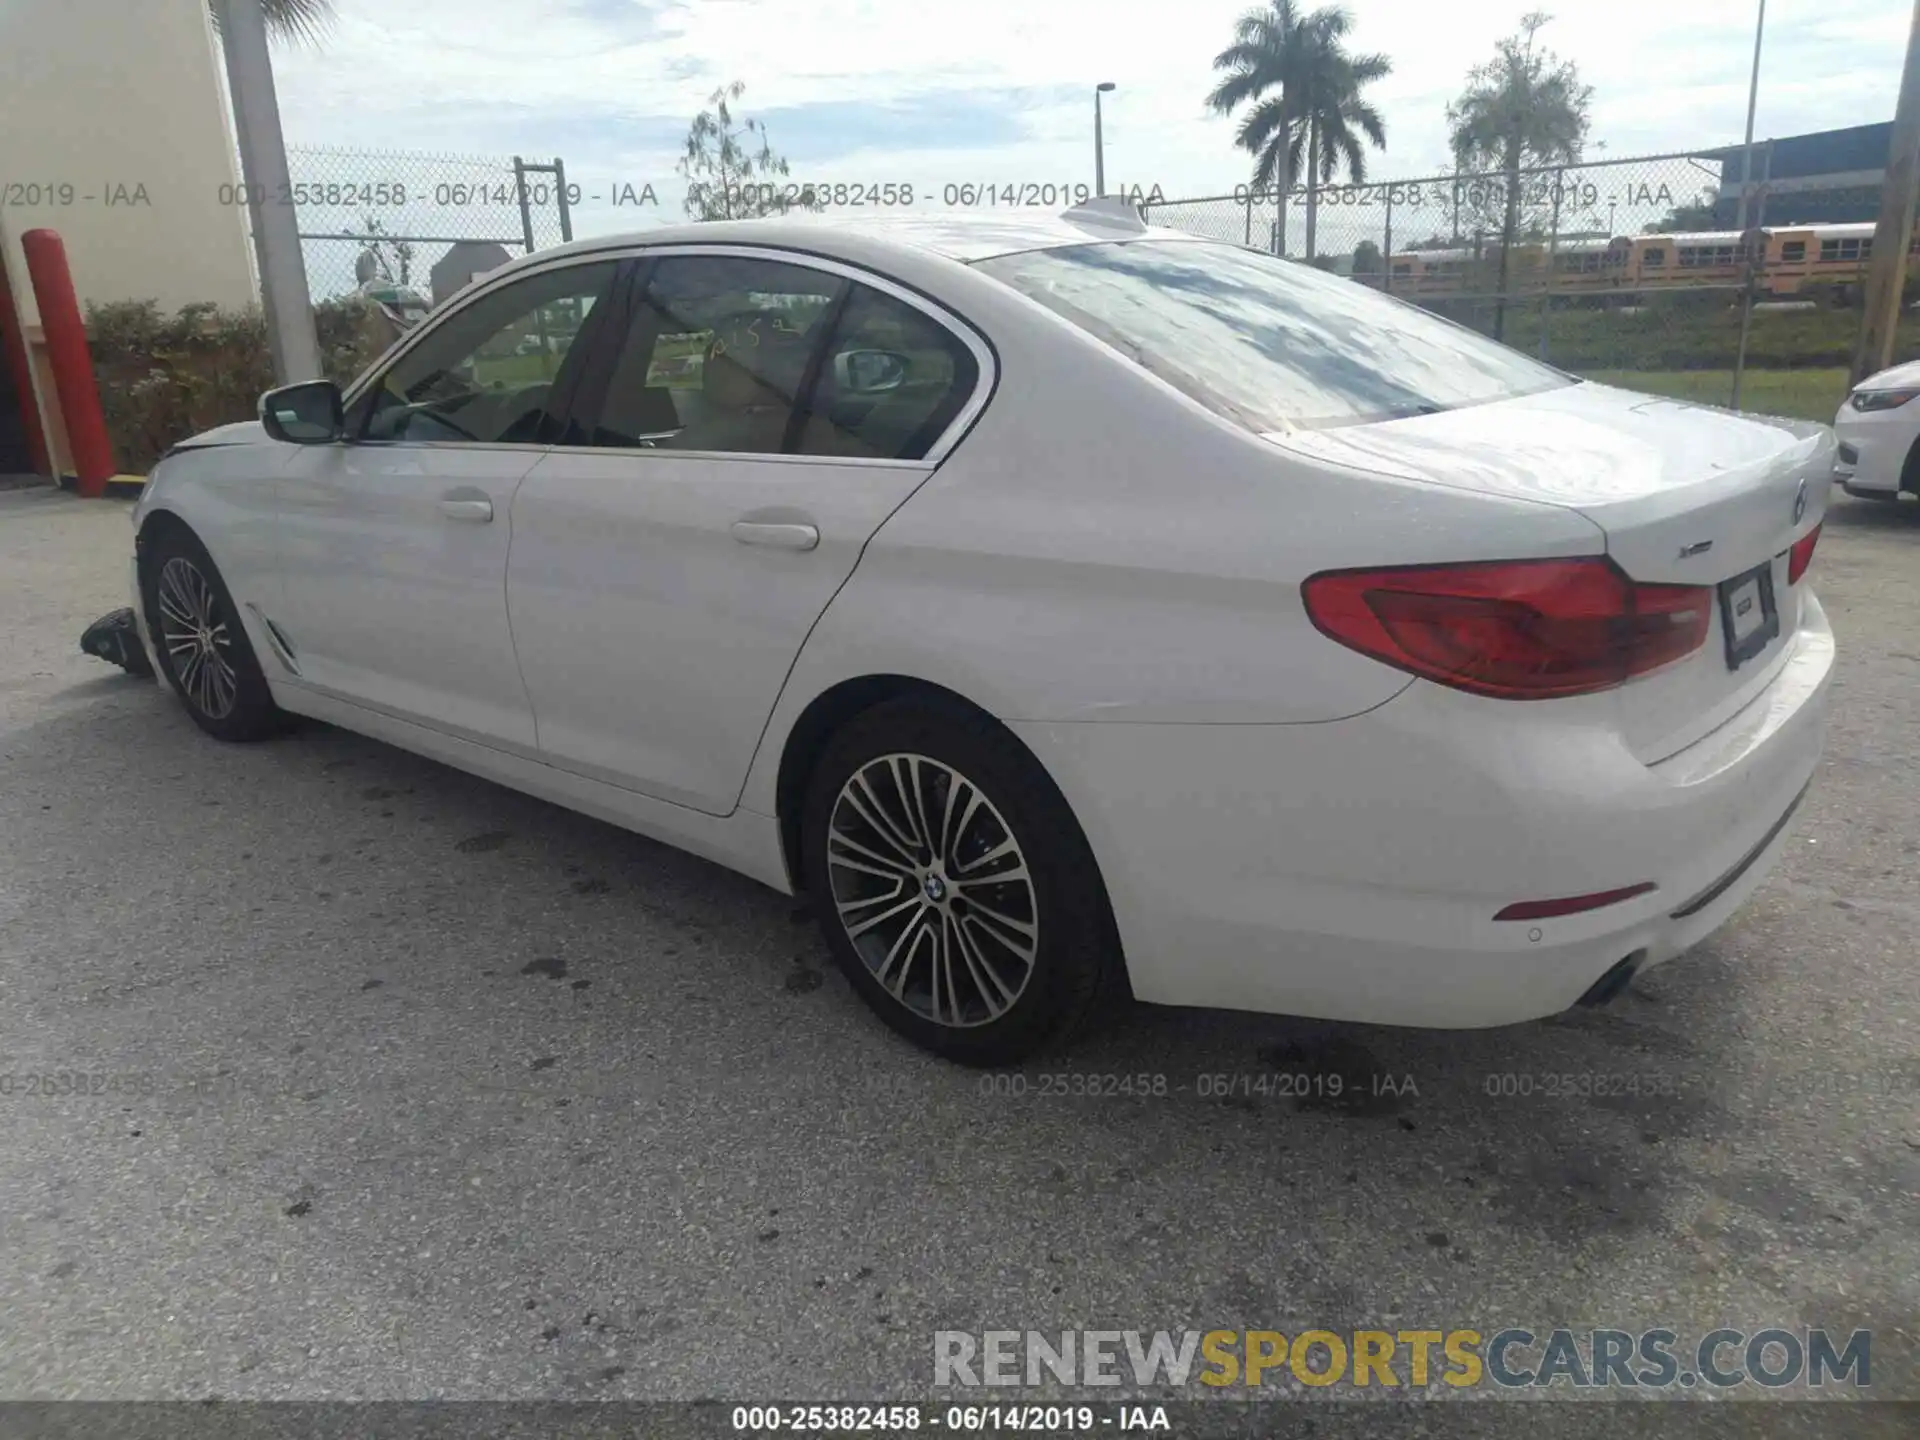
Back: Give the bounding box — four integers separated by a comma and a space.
1792, 478, 1808, 525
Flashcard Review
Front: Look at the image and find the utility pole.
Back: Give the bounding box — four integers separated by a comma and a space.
1853, 0, 1920, 387
1734, 0, 1767, 231
1094, 83, 1116, 198
214, 0, 321, 385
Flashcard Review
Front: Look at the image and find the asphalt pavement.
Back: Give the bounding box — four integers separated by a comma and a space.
0, 484, 1915, 1420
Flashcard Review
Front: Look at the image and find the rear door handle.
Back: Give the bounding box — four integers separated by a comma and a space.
438, 491, 494, 523
731, 521, 819, 551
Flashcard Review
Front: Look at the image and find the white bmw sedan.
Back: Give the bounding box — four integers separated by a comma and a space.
1832, 357, 1920, 500
127, 202, 1834, 1065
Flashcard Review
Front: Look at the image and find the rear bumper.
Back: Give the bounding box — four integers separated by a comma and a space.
1012, 593, 1834, 1028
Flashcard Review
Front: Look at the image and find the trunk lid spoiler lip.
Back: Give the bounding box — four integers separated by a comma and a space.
1259, 384, 1833, 568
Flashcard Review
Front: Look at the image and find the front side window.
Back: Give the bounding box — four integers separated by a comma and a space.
1644, 247, 1666, 267
588, 255, 841, 454
975, 238, 1569, 431
357, 261, 616, 445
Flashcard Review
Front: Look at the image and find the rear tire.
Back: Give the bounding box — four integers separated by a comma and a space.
140, 526, 287, 742
802, 697, 1119, 1066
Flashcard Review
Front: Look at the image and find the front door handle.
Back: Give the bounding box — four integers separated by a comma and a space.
731, 520, 819, 551
438, 492, 494, 523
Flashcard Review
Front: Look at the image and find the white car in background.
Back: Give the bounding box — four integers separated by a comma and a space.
124, 202, 1834, 1065
1833, 359, 1920, 500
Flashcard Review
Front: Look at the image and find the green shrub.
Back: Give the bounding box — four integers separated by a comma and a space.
87, 298, 394, 473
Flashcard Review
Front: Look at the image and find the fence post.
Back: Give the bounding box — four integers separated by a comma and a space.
1382, 187, 1394, 294
1243, 191, 1252, 247
20, 230, 114, 497
1731, 139, 1774, 411
552, 157, 574, 243
512, 157, 537, 254
1541, 166, 1564, 361
1472, 228, 1487, 335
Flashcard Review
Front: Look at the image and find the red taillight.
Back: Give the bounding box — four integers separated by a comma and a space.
1787, 522, 1821, 585
1493, 883, 1657, 922
1301, 557, 1711, 700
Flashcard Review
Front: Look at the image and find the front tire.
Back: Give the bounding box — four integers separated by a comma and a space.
802, 697, 1118, 1065
140, 527, 286, 742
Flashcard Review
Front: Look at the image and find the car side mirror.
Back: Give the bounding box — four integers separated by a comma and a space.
832, 349, 909, 396
260, 380, 344, 444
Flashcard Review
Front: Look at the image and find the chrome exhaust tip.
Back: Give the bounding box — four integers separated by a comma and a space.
1576, 951, 1644, 1008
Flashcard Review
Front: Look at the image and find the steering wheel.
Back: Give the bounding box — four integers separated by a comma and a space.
371, 395, 481, 443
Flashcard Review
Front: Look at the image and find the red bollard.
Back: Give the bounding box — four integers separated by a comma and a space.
20, 229, 114, 497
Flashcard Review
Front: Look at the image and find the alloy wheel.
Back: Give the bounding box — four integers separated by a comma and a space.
156, 555, 239, 720
825, 753, 1039, 1028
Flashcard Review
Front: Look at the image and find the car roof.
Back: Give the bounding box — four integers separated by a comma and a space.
529, 203, 1207, 267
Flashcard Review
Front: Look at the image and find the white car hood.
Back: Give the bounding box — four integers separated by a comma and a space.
1856, 357, 1920, 391
169, 419, 270, 452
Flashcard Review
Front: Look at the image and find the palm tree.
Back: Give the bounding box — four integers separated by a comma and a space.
210, 0, 336, 44
1296, 30, 1388, 260
1206, 2, 1390, 260
1446, 11, 1591, 337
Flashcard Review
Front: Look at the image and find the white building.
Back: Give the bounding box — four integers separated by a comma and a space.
0, 0, 255, 475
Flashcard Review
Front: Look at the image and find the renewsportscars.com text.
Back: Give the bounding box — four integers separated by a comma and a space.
934, 1327, 1870, 1390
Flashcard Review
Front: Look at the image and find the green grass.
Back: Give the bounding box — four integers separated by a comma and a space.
470, 352, 563, 387
1433, 297, 1920, 375
1583, 367, 1848, 423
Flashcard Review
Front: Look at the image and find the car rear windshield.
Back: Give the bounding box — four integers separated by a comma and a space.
973, 238, 1572, 431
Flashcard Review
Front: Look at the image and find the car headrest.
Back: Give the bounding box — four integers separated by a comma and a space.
703, 324, 812, 410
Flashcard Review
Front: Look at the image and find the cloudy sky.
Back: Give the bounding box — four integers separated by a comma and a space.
269, 0, 1908, 244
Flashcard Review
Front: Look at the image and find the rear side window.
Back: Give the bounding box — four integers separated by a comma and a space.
975, 239, 1570, 431
792, 284, 980, 460
583, 260, 976, 461
589, 255, 841, 455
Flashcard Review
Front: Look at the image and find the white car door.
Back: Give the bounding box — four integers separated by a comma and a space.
272, 258, 620, 751
506, 248, 989, 814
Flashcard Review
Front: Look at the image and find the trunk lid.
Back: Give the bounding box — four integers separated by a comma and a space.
1270, 380, 1832, 762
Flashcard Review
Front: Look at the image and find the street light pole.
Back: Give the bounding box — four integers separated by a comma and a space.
1095, 83, 1116, 198
1735, 0, 1767, 230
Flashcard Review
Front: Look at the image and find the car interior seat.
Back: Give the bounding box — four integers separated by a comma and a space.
679, 326, 812, 453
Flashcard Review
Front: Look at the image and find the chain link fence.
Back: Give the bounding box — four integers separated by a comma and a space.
1147, 148, 1918, 423
278, 146, 574, 303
